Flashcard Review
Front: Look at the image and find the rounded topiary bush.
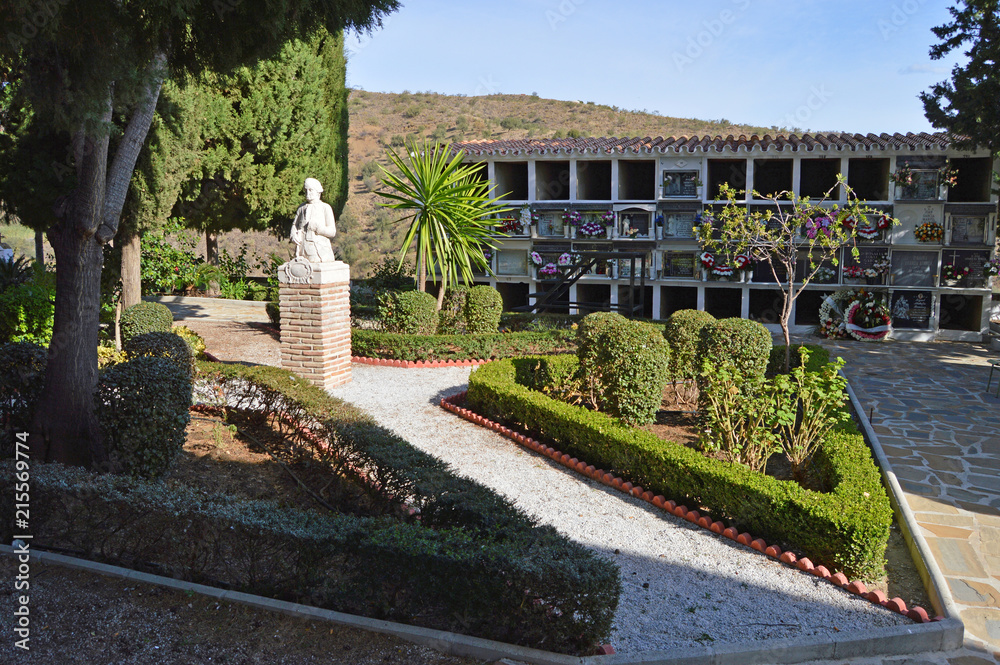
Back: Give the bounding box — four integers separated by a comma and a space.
125, 331, 194, 377
576, 311, 626, 379
438, 286, 469, 334
120, 301, 173, 344
663, 309, 716, 382
697, 317, 772, 381
0, 342, 47, 451
464, 285, 503, 333
378, 290, 438, 335
265, 301, 280, 330
95, 356, 192, 479
172, 325, 207, 359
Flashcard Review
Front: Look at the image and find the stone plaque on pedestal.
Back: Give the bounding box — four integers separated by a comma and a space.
277, 257, 352, 390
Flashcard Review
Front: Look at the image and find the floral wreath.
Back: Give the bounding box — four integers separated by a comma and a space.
914, 222, 944, 243
557, 252, 580, 267
844, 214, 892, 240
818, 288, 860, 339
844, 291, 891, 342
530, 251, 544, 266
699, 251, 715, 269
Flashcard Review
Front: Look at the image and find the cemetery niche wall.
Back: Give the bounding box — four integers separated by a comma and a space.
458, 133, 998, 340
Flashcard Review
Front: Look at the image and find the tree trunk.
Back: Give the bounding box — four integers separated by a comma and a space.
206, 230, 219, 264
34, 230, 44, 265
30, 215, 107, 469
416, 251, 426, 292
120, 228, 142, 308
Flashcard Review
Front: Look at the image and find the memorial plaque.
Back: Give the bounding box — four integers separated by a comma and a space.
942, 249, 992, 288
890, 291, 932, 329
496, 250, 527, 275
752, 260, 787, 283
661, 211, 698, 238
898, 170, 940, 200
662, 252, 696, 278
890, 250, 936, 287
620, 211, 650, 236
841, 247, 888, 270
662, 170, 700, 198
950, 216, 987, 246
538, 213, 562, 237
892, 204, 944, 244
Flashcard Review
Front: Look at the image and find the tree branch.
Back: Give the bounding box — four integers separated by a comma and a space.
96, 51, 167, 244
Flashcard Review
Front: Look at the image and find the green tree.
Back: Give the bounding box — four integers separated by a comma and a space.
921, 1, 1000, 157
0, 0, 397, 469
696, 180, 890, 371
377, 141, 508, 309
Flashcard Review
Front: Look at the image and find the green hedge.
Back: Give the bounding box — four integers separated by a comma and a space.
378, 290, 438, 335
663, 309, 716, 382
351, 328, 576, 361
0, 342, 47, 453
121, 301, 173, 344
467, 357, 891, 581
465, 285, 503, 333
0, 458, 617, 654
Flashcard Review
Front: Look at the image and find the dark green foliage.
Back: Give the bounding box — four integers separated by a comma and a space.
577, 314, 670, 425
120, 301, 174, 344
377, 290, 438, 334
124, 331, 194, 378
95, 357, 192, 479
351, 329, 575, 361
767, 344, 830, 377
437, 286, 469, 334
663, 309, 716, 381
467, 358, 891, 580
499, 312, 582, 332
0, 278, 55, 345
266, 301, 280, 329
0, 342, 46, 454
697, 317, 772, 382
464, 285, 503, 333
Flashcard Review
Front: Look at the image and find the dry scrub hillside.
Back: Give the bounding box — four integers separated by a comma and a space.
339, 90, 778, 277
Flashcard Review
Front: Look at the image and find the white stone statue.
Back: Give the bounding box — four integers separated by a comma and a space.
290, 177, 337, 263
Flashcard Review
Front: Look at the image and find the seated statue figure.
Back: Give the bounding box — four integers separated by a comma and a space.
290, 177, 337, 263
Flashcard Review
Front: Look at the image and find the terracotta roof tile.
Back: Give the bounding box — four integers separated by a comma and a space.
452, 132, 960, 157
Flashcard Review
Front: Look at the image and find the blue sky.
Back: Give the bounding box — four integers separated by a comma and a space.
346, 0, 963, 135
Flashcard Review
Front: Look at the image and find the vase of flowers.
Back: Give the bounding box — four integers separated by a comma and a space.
914, 222, 944, 243
843, 265, 864, 284
941, 263, 970, 287
890, 164, 915, 198
984, 257, 1000, 281
813, 266, 836, 284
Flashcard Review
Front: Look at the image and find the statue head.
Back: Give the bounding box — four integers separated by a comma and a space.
304, 177, 323, 203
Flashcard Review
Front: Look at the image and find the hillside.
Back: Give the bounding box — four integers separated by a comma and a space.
339, 90, 778, 277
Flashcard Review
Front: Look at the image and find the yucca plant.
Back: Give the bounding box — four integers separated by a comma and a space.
377, 140, 509, 309
0, 255, 34, 292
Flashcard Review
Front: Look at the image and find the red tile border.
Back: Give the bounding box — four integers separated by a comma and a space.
352, 356, 490, 368
439, 391, 934, 624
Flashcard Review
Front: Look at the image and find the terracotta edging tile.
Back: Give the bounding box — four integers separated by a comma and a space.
439, 393, 935, 625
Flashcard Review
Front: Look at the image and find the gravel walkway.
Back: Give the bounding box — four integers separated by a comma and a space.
329, 364, 912, 655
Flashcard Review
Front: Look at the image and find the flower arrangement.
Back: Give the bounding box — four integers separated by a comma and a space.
845, 289, 891, 342
843, 266, 863, 279
871, 257, 891, 275
733, 254, 751, 270
862, 267, 881, 279
984, 257, 1000, 277
482, 248, 493, 262
914, 222, 944, 243
804, 213, 835, 239
939, 164, 958, 188
941, 263, 970, 281
539, 263, 559, 277
699, 252, 715, 269
600, 210, 615, 225
818, 288, 861, 339
557, 252, 580, 267
814, 266, 836, 282
497, 218, 523, 234
561, 210, 582, 226
578, 220, 606, 237
530, 251, 543, 266
889, 164, 914, 186
711, 264, 735, 277
654, 214, 664, 226
846, 213, 893, 240
624, 227, 640, 238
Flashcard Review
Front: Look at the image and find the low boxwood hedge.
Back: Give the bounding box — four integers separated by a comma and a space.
351, 328, 576, 361
467, 357, 891, 581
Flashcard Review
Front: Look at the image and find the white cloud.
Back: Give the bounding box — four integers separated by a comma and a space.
898, 63, 951, 75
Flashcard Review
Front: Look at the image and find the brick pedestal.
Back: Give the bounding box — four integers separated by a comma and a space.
277, 258, 351, 390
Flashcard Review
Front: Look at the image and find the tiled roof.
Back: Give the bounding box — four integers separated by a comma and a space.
452, 132, 959, 156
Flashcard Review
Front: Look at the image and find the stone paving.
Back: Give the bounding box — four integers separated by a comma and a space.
811, 338, 1000, 664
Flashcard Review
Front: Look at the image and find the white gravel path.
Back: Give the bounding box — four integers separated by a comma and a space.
329, 364, 911, 655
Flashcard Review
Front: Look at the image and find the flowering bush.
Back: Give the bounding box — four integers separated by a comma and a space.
804, 214, 835, 239
914, 222, 944, 243
941, 263, 970, 281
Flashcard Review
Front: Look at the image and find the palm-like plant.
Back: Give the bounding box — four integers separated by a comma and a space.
377, 141, 508, 309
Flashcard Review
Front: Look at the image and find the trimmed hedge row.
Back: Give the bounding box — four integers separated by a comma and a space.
467, 358, 892, 581
0, 459, 617, 654
351, 328, 576, 361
